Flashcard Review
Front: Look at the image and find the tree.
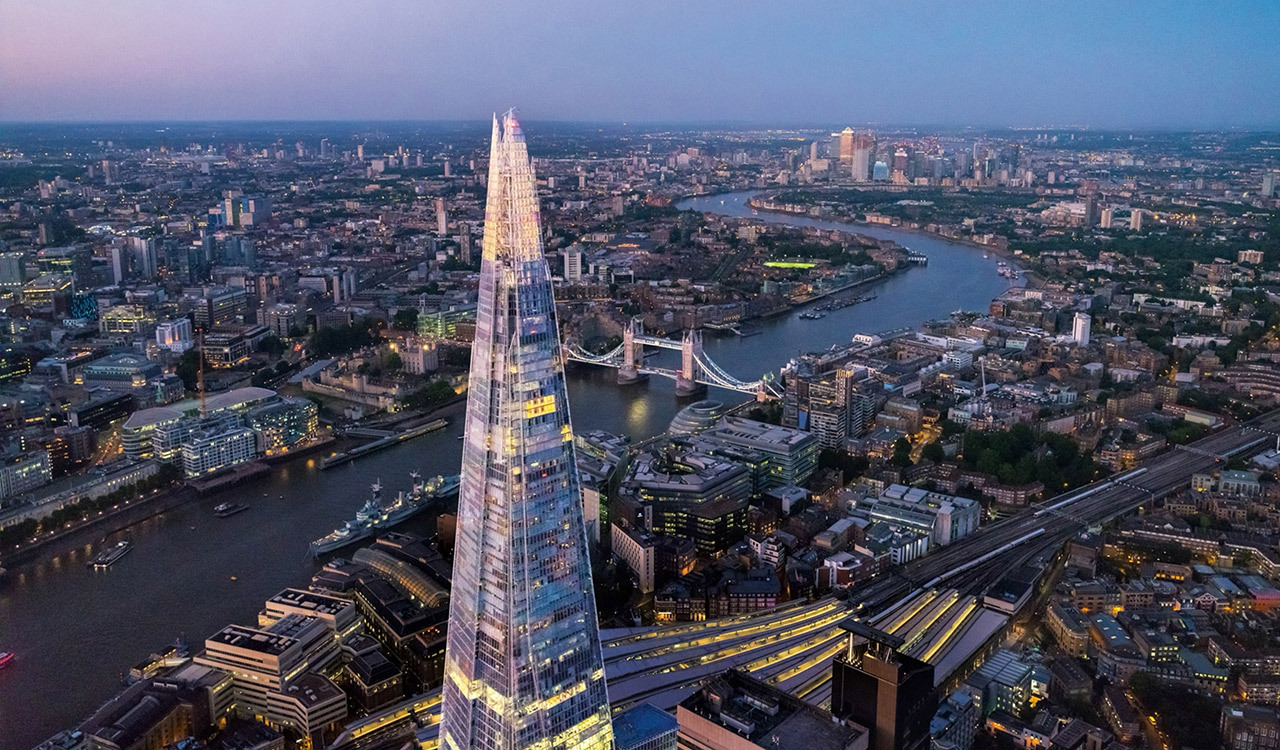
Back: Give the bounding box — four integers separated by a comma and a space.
818, 449, 869, 479
744, 401, 783, 426
309, 319, 382, 357
258, 335, 285, 357
891, 437, 913, 468
977, 448, 1004, 476
442, 346, 471, 368
392, 308, 419, 331
922, 440, 946, 463
403, 379, 457, 412
176, 349, 200, 390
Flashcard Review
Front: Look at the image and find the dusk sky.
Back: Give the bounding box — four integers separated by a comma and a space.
2, 0, 1278, 127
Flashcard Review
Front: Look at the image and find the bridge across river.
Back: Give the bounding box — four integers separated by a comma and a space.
565, 318, 781, 398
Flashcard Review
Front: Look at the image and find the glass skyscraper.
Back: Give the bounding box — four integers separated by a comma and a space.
440, 112, 614, 750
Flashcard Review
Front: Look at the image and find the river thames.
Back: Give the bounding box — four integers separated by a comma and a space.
0, 191, 1017, 749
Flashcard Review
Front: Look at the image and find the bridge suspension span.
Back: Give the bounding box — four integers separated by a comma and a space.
565, 318, 782, 399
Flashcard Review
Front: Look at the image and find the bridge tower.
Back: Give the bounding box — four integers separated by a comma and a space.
617, 318, 647, 385
676, 328, 706, 396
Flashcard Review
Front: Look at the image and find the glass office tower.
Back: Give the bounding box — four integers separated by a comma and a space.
440, 112, 614, 750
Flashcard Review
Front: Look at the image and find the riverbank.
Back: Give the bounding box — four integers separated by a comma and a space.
852, 219, 1041, 288
741, 191, 1038, 286
790, 270, 890, 308
0, 401, 470, 576
0, 484, 196, 571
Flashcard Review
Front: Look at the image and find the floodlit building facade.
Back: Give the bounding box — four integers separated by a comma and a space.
439, 112, 613, 750
181, 424, 257, 478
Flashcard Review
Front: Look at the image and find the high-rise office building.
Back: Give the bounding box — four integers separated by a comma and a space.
193, 285, 248, 327
127, 236, 158, 279
0, 250, 25, 290
1072, 312, 1092, 346
440, 112, 613, 750
852, 133, 874, 181
834, 127, 855, 165
564, 244, 585, 282
109, 244, 127, 284
893, 147, 912, 180
831, 620, 937, 750
435, 197, 448, 235
156, 318, 194, 353
458, 224, 473, 265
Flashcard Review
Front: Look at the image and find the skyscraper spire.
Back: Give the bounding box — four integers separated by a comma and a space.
440, 112, 614, 750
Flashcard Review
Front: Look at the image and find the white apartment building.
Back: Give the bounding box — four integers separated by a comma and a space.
611, 523, 657, 594
195, 613, 346, 739
181, 425, 258, 478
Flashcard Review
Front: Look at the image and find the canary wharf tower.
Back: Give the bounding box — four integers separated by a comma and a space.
440, 112, 614, 750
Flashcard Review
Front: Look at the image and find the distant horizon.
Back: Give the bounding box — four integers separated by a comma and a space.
3, 118, 1279, 133
3, 1, 1278, 128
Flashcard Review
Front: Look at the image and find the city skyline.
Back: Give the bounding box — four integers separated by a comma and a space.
6, 6, 1280, 748
2, 1, 1279, 128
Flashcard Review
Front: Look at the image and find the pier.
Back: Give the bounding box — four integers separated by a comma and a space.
321, 418, 448, 470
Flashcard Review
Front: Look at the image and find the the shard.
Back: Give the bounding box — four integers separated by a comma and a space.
440, 112, 614, 750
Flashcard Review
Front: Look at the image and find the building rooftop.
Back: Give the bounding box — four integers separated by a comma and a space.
679, 670, 865, 750
283, 672, 344, 707
610, 703, 678, 748
81, 353, 161, 380
349, 650, 399, 686
204, 386, 277, 412
267, 587, 352, 618
669, 399, 727, 434
880, 483, 978, 510
838, 618, 905, 649
931, 691, 975, 739
210, 720, 284, 750
967, 649, 1031, 692
626, 446, 749, 495
206, 614, 319, 657
121, 406, 184, 430
90, 690, 181, 750
1089, 613, 1138, 653
1220, 469, 1260, 483
712, 416, 816, 449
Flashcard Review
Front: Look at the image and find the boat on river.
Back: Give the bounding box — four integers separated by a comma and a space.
89, 541, 132, 569
309, 472, 461, 557
213, 502, 249, 518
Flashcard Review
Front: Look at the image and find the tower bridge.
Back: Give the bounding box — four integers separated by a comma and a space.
565, 318, 781, 399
